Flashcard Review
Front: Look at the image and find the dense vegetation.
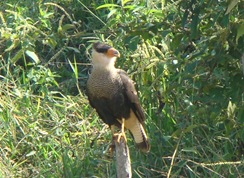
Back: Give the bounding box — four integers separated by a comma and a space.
0, 0, 243, 177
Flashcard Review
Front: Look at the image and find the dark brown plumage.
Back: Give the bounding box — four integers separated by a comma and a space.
87, 42, 150, 152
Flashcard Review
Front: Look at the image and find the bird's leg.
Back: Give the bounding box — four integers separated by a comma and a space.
114, 118, 127, 143
109, 120, 127, 154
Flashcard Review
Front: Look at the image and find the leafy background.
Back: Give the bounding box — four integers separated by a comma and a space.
0, 0, 243, 177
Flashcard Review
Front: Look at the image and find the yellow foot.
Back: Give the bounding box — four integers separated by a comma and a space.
114, 118, 127, 143
108, 133, 127, 156
113, 131, 127, 143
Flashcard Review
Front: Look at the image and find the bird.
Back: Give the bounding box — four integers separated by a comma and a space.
87, 42, 150, 152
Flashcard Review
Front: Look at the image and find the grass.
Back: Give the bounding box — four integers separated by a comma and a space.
0, 0, 244, 177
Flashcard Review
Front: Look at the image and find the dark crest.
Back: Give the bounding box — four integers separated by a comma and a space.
93, 42, 112, 53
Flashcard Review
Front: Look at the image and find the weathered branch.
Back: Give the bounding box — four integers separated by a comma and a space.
113, 135, 132, 178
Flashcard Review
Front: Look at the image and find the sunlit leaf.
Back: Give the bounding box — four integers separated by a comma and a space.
25, 50, 40, 64
107, 9, 117, 19
26, 151, 36, 157
181, 147, 198, 154
227, 100, 236, 119
96, 4, 120, 10
122, 0, 132, 6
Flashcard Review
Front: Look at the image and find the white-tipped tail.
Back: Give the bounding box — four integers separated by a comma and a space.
123, 110, 150, 152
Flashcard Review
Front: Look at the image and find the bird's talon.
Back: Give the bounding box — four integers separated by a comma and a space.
113, 132, 127, 143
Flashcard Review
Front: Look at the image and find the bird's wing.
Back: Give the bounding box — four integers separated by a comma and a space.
87, 95, 121, 127
118, 69, 146, 123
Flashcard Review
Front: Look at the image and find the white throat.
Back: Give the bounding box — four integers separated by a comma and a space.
91, 50, 116, 69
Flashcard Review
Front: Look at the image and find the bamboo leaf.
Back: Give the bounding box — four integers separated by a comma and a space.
96, 4, 120, 10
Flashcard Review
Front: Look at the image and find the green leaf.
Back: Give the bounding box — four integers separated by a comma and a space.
124, 35, 140, 51
181, 147, 198, 154
122, 0, 132, 6
4, 38, 20, 52
11, 49, 24, 64
183, 124, 201, 134
107, 9, 117, 19
25, 50, 40, 64
96, 4, 120, 10
62, 24, 76, 32
66, 47, 80, 53
68, 58, 78, 79
236, 22, 244, 44
191, 16, 199, 39
225, 0, 239, 15
182, 9, 189, 28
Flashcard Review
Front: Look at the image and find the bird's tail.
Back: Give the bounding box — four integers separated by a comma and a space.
124, 111, 150, 152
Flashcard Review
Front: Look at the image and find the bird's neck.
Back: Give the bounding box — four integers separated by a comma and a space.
92, 59, 116, 71
92, 64, 116, 72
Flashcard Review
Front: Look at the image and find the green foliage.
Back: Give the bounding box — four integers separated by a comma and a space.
0, 0, 244, 177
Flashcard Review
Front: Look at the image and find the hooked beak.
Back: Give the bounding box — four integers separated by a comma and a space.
107, 48, 120, 58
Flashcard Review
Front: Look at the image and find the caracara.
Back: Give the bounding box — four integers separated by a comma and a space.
87, 42, 150, 152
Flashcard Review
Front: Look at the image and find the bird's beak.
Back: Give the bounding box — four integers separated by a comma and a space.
107, 48, 120, 58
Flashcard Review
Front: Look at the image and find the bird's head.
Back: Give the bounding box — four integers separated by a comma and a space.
92, 42, 120, 68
